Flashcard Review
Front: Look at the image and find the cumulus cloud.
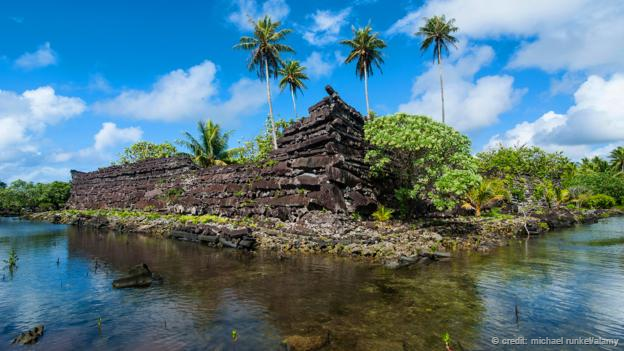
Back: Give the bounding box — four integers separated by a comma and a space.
302, 8, 351, 46
93, 60, 266, 124
228, 0, 290, 31
15, 42, 58, 70
0, 86, 85, 161
397, 45, 522, 131
302, 51, 344, 79
388, 0, 624, 73
486, 74, 624, 158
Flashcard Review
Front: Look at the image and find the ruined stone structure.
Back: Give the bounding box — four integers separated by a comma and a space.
68, 86, 377, 220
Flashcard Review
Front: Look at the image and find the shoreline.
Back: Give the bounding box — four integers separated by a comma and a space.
23, 207, 623, 266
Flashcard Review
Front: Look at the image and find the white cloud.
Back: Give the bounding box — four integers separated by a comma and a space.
302, 8, 351, 46
302, 51, 343, 79
15, 42, 58, 70
0, 86, 85, 161
93, 60, 266, 124
94, 122, 142, 151
398, 45, 521, 131
486, 74, 624, 158
228, 0, 290, 31
388, 0, 624, 73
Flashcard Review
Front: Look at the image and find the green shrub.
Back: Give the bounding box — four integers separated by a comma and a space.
372, 205, 393, 222
364, 114, 480, 212
583, 194, 616, 209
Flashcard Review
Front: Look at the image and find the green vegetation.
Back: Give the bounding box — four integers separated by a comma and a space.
235, 16, 294, 150
462, 178, 507, 217
278, 60, 308, 118
341, 24, 386, 118
178, 120, 230, 167
583, 194, 616, 209
227, 118, 293, 164
416, 15, 459, 124
364, 113, 479, 214
0, 180, 71, 213
3, 248, 18, 272
372, 205, 393, 222
610, 146, 624, 173
115, 141, 178, 165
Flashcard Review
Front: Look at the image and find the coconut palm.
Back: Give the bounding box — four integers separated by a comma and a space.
462, 179, 506, 217
234, 16, 294, 150
340, 24, 386, 118
609, 146, 624, 173
580, 156, 610, 173
278, 60, 308, 118
416, 15, 459, 124
178, 120, 230, 167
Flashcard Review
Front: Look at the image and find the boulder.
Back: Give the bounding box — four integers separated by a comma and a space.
112, 263, 161, 289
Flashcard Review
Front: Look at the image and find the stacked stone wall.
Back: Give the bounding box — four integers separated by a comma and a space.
67, 86, 376, 220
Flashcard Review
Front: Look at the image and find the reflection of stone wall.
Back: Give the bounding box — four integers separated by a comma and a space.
68, 86, 377, 220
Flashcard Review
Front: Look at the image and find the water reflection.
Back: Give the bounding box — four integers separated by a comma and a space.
2, 216, 624, 350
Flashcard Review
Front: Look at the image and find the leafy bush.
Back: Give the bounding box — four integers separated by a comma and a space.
372, 205, 393, 222
477, 145, 574, 181
116, 141, 178, 165
0, 180, 71, 213
227, 118, 293, 164
364, 114, 480, 212
583, 194, 616, 209
565, 171, 624, 204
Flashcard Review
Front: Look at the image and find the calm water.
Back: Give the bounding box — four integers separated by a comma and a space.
1, 217, 623, 350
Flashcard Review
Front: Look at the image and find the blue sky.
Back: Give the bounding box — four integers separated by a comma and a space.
1, 0, 623, 183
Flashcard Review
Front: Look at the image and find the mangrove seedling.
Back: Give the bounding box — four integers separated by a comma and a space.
442, 332, 453, 351
97, 317, 102, 333
4, 248, 18, 272
231, 329, 238, 342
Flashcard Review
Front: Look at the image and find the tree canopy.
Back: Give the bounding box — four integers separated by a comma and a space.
364, 113, 480, 212
115, 141, 178, 165
0, 180, 71, 213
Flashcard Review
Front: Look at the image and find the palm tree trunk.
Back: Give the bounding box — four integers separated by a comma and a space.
290, 85, 297, 118
264, 58, 278, 150
364, 66, 371, 118
438, 51, 446, 124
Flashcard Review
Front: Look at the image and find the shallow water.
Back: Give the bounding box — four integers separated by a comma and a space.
1, 216, 623, 350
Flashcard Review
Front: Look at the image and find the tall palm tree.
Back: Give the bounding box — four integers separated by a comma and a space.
340, 24, 386, 118
178, 120, 230, 167
278, 60, 308, 118
609, 146, 624, 173
234, 16, 293, 150
417, 15, 459, 124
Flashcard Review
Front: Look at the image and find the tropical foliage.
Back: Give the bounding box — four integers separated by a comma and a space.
0, 180, 71, 213
610, 146, 624, 173
178, 120, 230, 167
416, 15, 458, 124
341, 24, 386, 117
278, 60, 308, 118
462, 178, 507, 216
227, 118, 293, 164
116, 141, 178, 165
235, 16, 294, 150
364, 113, 480, 212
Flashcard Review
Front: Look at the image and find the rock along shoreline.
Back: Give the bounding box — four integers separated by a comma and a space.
24, 207, 623, 267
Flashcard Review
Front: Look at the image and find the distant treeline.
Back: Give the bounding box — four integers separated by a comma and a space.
0, 180, 71, 215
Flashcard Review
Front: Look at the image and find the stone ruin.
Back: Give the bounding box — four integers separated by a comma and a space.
68, 86, 377, 220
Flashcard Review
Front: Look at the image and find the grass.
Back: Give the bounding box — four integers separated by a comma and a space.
64, 209, 230, 225
3, 248, 18, 272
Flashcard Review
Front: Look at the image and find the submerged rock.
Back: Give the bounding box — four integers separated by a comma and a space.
11, 325, 44, 345
112, 263, 162, 289
282, 331, 330, 351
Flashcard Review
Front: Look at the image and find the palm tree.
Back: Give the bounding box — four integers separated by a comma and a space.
341, 24, 386, 118
278, 60, 308, 118
178, 120, 230, 167
234, 16, 294, 150
609, 146, 624, 173
580, 156, 610, 173
416, 15, 459, 124
462, 179, 506, 217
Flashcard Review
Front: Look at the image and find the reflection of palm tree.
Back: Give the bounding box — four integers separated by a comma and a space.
416, 15, 459, 124
341, 24, 386, 118
235, 16, 294, 150
178, 120, 230, 167
278, 60, 308, 118
609, 146, 624, 173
